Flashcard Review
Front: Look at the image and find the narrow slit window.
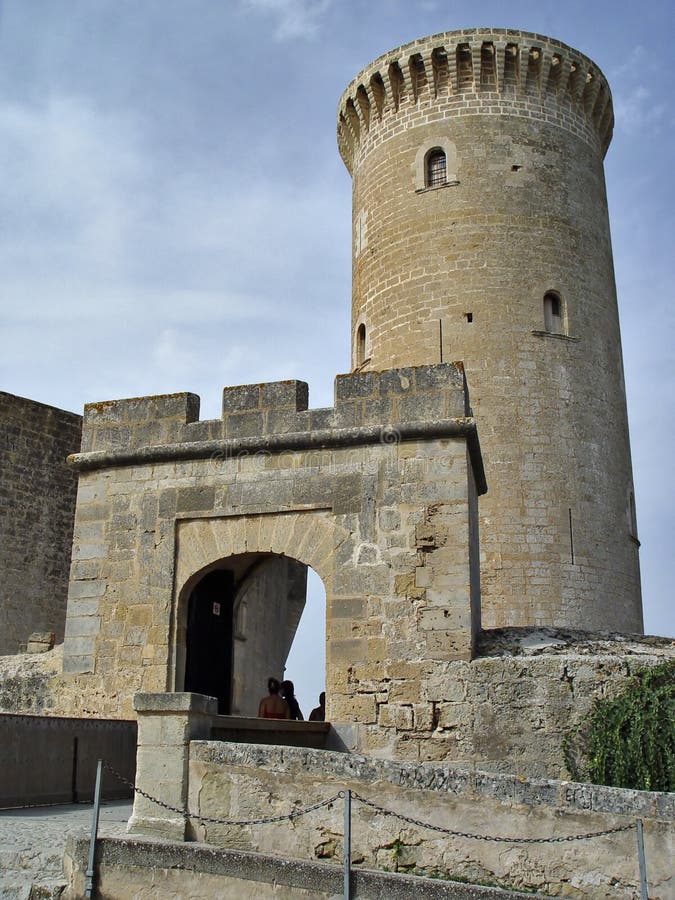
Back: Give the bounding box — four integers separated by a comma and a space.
543, 291, 563, 334
426, 149, 446, 188
356, 323, 366, 367
628, 491, 639, 541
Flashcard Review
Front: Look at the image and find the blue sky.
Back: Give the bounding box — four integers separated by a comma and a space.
0, 1, 672, 708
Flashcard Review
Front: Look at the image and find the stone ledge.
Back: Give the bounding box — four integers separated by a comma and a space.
64, 835, 549, 899
477, 627, 675, 658
134, 692, 218, 715
189, 741, 675, 820
67, 418, 487, 494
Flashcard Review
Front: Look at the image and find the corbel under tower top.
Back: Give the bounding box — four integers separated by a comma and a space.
338, 28, 614, 175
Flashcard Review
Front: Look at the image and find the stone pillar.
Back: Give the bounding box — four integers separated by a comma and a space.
127, 692, 217, 840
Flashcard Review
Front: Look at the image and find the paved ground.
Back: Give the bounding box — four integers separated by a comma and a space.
0, 800, 132, 898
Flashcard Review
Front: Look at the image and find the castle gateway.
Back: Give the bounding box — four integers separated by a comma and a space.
52, 28, 644, 750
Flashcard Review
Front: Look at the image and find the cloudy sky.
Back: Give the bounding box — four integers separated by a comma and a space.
1, 0, 672, 707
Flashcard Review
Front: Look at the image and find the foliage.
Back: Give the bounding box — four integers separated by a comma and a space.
563, 660, 674, 792
390, 837, 404, 860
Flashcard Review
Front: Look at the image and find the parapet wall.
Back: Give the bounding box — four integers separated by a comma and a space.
183, 740, 673, 898
0, 392, 82, 654
338, 28, 613, 172
74, 364, 476, 471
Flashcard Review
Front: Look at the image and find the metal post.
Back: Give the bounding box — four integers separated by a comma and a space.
85, 759, 103, 898
343, 789, 351, 900
636, 819, 648, 900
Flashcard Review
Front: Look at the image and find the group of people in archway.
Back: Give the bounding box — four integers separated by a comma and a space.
258, 677, 325, 721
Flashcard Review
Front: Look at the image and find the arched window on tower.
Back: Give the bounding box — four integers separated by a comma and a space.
543, 291, 564, 334
356, 323, 367, 368
426, 148, 447, 188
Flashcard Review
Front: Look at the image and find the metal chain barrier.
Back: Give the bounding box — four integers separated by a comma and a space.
103, 761, 635, 845
350, 791, 636, 844
98, 762, 649, 900
102, 761, 341, 827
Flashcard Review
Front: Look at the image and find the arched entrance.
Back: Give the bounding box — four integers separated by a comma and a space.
171, 510, 344, 716
177, 551, 322, 716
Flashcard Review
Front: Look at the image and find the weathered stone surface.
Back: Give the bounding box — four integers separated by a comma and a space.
64, 834, 550, 899
4, 634, 658, 785
26, 632, 55, 654
340, 29, 642, 635
184, 741, 673, 899
0, 393, 81, 654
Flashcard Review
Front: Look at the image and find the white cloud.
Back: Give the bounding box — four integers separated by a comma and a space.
0, 83, 349, 423
608, 46, 672, 137
239, 0, 332, 40
0, 88, 347, 323
614, 85, 668, 136
0, 95, 145, 268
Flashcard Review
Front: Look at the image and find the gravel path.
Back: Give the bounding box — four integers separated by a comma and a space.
0, 800, 132, 898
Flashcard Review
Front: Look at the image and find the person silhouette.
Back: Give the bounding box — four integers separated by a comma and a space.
309, 691, 326, 721
258, 677, 290, 719
280, 679, 303, 720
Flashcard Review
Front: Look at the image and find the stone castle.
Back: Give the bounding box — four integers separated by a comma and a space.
0, 28, 668, 770
2, 27, 674, 899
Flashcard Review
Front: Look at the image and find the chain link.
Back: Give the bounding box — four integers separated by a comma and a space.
102, 761, 341, 827
351, 792, 635, 844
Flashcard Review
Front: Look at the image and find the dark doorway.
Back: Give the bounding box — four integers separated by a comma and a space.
184, 569, 234, 714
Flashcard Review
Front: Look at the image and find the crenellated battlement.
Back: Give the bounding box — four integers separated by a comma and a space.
338, 28, 613, 172
70, 364, 484, 492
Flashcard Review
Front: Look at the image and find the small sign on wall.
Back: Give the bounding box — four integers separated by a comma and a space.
212, 602, 221, 616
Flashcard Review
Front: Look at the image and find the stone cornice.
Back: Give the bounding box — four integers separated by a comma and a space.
67, 417, 487, 494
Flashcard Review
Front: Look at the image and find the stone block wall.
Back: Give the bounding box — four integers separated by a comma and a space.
76, 365, 471, 459
0, 392, 82, 654
59, 364, 484, 759
1, 631, 671, 782
348, 630, 674, 770
339, 29, 642, 635
185, 741, 673, 899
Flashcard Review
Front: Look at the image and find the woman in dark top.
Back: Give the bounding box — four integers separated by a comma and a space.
280, 680, 303, 720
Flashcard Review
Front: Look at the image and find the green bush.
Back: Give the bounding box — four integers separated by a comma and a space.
563, 660, 674, 792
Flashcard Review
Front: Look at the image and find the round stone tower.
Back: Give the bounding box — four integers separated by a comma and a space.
338, 29, 643, 631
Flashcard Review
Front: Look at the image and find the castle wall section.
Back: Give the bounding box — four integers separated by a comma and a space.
1, 632, 671, 782
182, 741, 673, 899
60, 364, 484, 758
0, 393, 82, 654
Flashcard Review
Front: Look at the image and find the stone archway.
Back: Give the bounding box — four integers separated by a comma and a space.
170, 510, 346, 713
